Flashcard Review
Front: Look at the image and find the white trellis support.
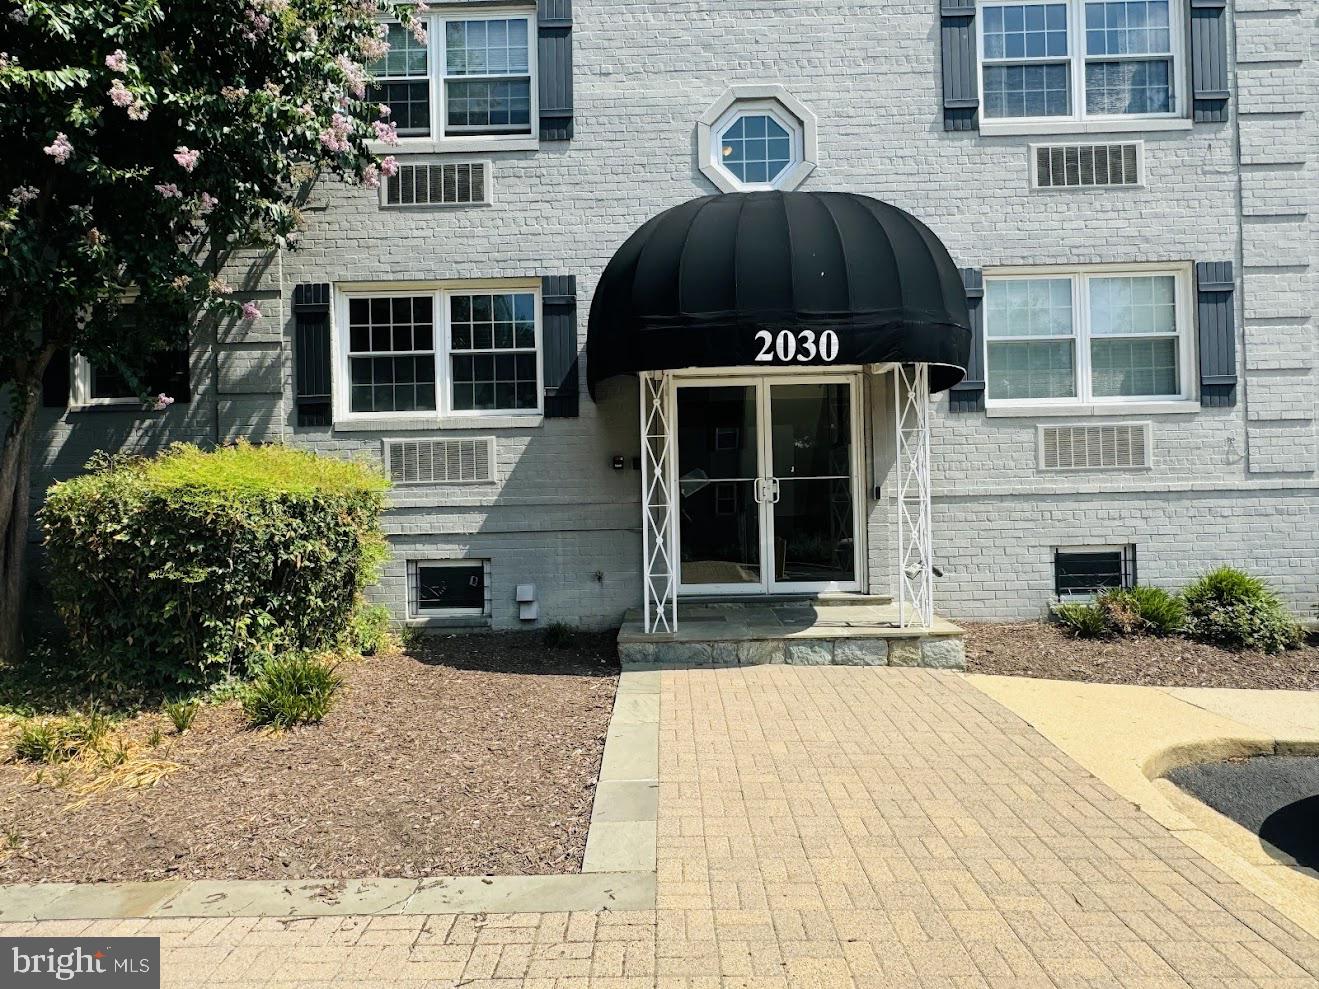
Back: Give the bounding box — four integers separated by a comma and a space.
640, 371, 678, 633
894, 363, 934, 628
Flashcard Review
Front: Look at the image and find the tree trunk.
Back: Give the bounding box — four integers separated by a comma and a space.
0, 347, 55, 663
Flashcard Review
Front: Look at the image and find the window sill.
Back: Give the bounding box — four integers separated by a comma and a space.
68, 402, 173, 415
334, 414, 543, 432
986, 400, 1200, 418
403, 615, 491, 629
371, 135, 538, 156
979, 118, 1193, 137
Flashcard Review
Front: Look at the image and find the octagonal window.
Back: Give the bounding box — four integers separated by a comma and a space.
709, 101, 804, 192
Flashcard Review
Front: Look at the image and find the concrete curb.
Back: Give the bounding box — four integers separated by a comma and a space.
966, 674, 1319, 941
0, 670, 662, 921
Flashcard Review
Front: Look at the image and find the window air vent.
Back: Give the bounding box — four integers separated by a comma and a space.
385, 437, 495, 484
1033, 143, 1142, 189
383, 161, 491, 207
1039, 423, 1151, 471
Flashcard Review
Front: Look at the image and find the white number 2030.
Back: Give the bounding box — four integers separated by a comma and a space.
754, 328, 840, 364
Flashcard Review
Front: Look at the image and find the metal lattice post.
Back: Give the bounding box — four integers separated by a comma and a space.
894, 364, 934, 628
639, 372, 677, 633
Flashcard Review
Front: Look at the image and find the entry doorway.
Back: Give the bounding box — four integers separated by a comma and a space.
674, 374, 864, 596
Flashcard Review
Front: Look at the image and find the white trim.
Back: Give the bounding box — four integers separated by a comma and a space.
332, 278, 543, 427
696, 85, 818, 194
407, 558, 492, 618
982, 262, 1196, 411
369, 6, 538, 156
975, 0, 1189, 131
69, 355, 140, 409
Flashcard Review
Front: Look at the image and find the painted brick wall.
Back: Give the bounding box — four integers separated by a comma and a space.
27, 0, 1318, 626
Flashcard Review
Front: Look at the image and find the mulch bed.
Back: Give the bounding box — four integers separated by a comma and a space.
0, 631, 618, 884
964, 620, 1319, 690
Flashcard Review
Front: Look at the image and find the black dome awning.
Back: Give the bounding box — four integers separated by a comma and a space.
587, 191, 972, 395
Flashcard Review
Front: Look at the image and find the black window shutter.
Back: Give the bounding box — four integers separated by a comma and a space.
293, 283, 332, 426
948, 268, 985, 413
542, 275, 579, 418
940, 1, 978, 131
1189, 0, 1230, 123
41, 348, 71, 408
537, 0, 573, 141
1195, 261, 1237, 408
145, 334, 191, 404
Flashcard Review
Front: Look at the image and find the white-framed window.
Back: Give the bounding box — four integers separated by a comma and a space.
71, 355, 139, 407
335, 280, 543, 422
709, 101, 804, 192
983, 264, 1194, 407
368, 9, 536, 150
1054, 544, 1137, 597
977, 0, 1185, 126
408, 559, 491, 618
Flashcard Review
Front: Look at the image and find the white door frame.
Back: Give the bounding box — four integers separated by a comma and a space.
671, 369, 866, 597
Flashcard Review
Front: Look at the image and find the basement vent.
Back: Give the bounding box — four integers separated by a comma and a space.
1039, 423, 1151, 471
385, 437, 495, 484
1032, 142, 1142, 189
383, 161, 491, 207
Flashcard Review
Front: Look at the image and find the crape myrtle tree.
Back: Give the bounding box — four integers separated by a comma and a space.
0, 0, 427, 660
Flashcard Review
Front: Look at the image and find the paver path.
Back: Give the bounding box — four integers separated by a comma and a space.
4, 666, 1318, 987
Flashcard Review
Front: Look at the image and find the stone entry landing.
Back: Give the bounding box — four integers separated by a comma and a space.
617, 598, 966, 669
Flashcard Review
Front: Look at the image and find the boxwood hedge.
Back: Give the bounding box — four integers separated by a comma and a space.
41, 442, 388, 687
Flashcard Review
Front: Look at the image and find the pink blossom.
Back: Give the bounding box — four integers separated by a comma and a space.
105, 49, 128, 72
380, 155, 399, 178
155, 183, 181, 199
174, 146, 201, 172
43, 133, 73, 164
372, 120, 399, 146
241, 302, 262, 321
109, 79, 134, 108
377, 103, 391, 118
319, 112, 352, 153
359, 32, 389, 60
198, 192, 219, 214
0, 53, 11, 70
152, 394, 176, 411
408, 20, 427, 45
127, 100, 150, 121
361, 164, 381, 189
9, 185, 39, 205
335, 55, 367, 98
415, 1, 431, 11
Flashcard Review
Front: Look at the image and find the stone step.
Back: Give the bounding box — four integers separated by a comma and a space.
619, 633, 964, 671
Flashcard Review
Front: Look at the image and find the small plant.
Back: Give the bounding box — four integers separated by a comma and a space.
146, 726, 163, 748
13, 719, 81, 764
97, 737, 131, 769
1181, 567, 1300, 653
1098, 586, 1186, 637
346, 602, 396, 657
543, 622, 577, 649
1051, 602, 1112, 639
163, 699, 199, 734
242, 653, 343, 729
2, 825, 20, 851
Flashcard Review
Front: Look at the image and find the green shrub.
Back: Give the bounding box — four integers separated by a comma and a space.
41, 442, 387, 687
162, 699, 199, 734
1051, 602, 1112, 639
1098, 586, 1186, 637
241, 654, 343, 729
543, 622, 577, 649
13, 719, 79, 763
345, 602, 396, 657
1181, 567, 1299, 653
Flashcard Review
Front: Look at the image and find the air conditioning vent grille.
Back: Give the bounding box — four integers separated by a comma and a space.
384, 161, 490, 207
1040, 423, 1151, 470
386, 437, 495, 484
1034, 143, 1141, 188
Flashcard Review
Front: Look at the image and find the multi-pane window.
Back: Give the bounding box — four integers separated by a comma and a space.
371, 22, 431, 136
984, 267, 1189, 404
719, 114, 794, 186
979, 0, 1181, 122
367, 12, 534, 143
347, 297, 437, 414
339, 286, 541, 419
450, 292, 539, 412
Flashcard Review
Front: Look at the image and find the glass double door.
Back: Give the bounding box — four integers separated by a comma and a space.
675, 375, 862, 595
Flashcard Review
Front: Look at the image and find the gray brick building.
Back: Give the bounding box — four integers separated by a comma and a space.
33, 0, 1317, 632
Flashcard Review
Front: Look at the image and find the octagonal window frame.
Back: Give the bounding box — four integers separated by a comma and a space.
697, 85, 819, 194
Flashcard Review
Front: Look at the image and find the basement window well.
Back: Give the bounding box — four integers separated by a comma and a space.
1054, 544, 1136, 597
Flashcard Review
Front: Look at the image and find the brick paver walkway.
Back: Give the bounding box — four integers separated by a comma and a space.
5, 666, 1318, 987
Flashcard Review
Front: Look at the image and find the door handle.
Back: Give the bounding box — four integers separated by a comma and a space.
769, 477, 781, 504
753, 477, 765, 504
